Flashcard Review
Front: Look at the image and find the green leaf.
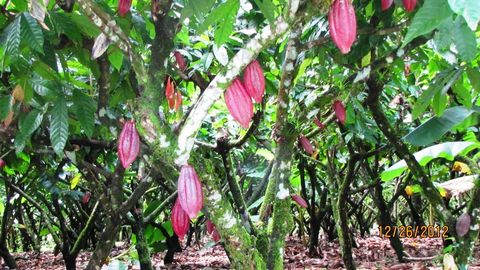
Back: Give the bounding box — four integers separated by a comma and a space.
294, 58, 312, 86
466, 67, 480, 93
451, 17, 477, 61
0, 96, 12, 120
20, 13, 44, 54
186, 0, 216, 26
252, 0, 276, 24
452, 78, 472, 108
448, 0, 480, 30
50, 97, 69, 155
197, 0, 239, 34
404, 106, 475, 146
381, 141, 480, 181
1, 16, 22, 60
70, 174, 81, 189
73, 90, 96, 138
108, 48, 123, 71
402, 0, 453, 47
15, 109, 44, 153
32, 61, 60, 81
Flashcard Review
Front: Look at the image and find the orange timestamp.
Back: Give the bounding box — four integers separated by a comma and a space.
378, 225, 449, 238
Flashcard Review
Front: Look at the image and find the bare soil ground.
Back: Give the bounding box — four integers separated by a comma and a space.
12, 236, 480, 269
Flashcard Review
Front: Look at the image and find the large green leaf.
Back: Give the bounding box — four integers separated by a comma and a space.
404, 106, 475, 146
381, 141, 480, 181
451, 17, 477, 62
14, 109, 45, 153
20, 13, 44, 54
1, 16, 21, 61
73, 90, 96, 138
466, 67, 480, 93
402, 0, 453, 46
0, 96, 12, 120
448, 0, 480, 30
253, 0, 276, 24
50, 97, 69, 155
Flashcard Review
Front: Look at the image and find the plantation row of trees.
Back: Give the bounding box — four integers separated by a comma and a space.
0, 0, 479, 269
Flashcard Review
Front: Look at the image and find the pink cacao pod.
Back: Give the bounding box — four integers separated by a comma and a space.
118, 0, 132, 16
299, 135, 314, 155
118, 120, 140, 169
0, 158, 5, 169
206, 220, 215, 234
225, 78, 254, 129
333, 100, 346, 125
328, 0, 357, 54
456, 212, 471, 237
82, 192, 91, 205
211, 228, 221, 242
291, 194, 308, 208
313, 117, 325, 129
177, 165, 204, 219
402, 0, 416, 12
243, 60, 265, 103
171, 199, 190, 240
381, 0, 393, 10
174, 51, 187, 71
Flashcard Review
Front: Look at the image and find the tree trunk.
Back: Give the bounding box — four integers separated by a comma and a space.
131, 205, 153, 270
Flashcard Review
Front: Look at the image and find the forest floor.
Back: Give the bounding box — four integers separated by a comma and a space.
11, 236, 480, 269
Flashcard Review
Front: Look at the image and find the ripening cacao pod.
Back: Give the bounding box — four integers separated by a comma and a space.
118, 0, 132, 16
211, 228, 221, 242
174, 91, 183, 111
333, 100, 346, 125
402, 0, 416, 12
299, 135, 314, 155
291, 194, 308, 208
82, 192, 91, 204
12, 85, 24, 103
206, 220, 215, 234
405, 185, 413, 196
456, 212, 471, 237
313, 117, 325, 129
165, 77, 175, 110
381, 0, 393, 10
328, 0, 357, 54
177, 165, 204, 219
0, 158, 5, 169
243, 60, 265, 103
174, 51, 187, 71
225, 78, 254, 129
171, 199, 190, 240
118, 120, 140, 169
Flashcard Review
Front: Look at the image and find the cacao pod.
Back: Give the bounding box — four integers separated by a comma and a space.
381, 0, 393, 10
243, 60, 265, 103
12, 85, 24, 103
165, 77, 175, 110
0, 158, 5, 169
171, 198, 190, 240
313, 117, 325, 129
206, 220, 215, 234
456, 212, 471, 237
177, 165, 204, 219
333, 100, 346, 125
299, 135, 314, 155
404, 185, 413, 196
174, 51, 187, 71
82, 191, 91, 204
402, 0, 416, 12
118, 120, 140, 169
211, 228, 221, 242
225, 78, 254, 129
174, 91, 183, 111
328, 0, 357, 54
118, 0, 132, 16
291, 194, 308, 208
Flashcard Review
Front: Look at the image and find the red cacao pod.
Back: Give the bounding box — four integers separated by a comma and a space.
333, 100, 346, 125
177, 165, 204, 219
0, 158, 5, 169
171, 199, 190, 240
243, 60, 265, 103
291, 194, 308, 208
174, 91, 183, 111
118, 120, 140, 169
118, 0, 132, 16
206, 220, 215, 234
166, 77, 175, 110
174, 51, 187, 71
299, 135, 314, 155
211, 228, 221, 242
225, 78, 254, 129
381, 0, 393, 10
456, 212, 471, 237
82, 192, 91, 204
313, 117, 325, 129
402, 0, 416, 12
328, 0, 357, 54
